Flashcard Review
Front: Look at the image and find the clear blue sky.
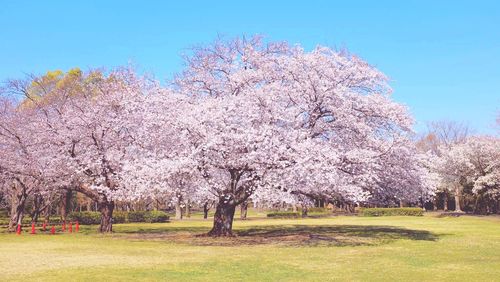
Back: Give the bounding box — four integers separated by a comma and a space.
1, 1, 499, 134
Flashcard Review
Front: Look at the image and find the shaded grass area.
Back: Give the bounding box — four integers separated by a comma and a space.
117, 224, 440, 247
1, 215, 500, 281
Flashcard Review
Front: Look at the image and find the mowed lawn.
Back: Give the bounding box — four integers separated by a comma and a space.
1, 213, 499, 281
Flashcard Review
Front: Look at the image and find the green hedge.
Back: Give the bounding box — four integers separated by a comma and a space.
360, 208, 424, 217
128, 211, 169, 223
68, 211, 101, 224
267, 211, 301, 218
143, 210, 169, 223
113, 211, 128, 224
68, 211, 169, 224
127, 211, 146, 222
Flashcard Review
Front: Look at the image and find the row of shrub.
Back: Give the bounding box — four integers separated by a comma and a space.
267, 211, 301, 218
68, 211, 170, 225
360, 207, 424, 217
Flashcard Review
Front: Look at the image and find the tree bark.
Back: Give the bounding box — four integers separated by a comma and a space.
98, 198, 114, 233
473, 194, 481, 214
30, 194, 45, 223
174, 197, 183, 220
301, 205, 308, 217
207, 201, 236, 237
185, 198, 191, 218
348, 203, 355, 213
240, 201, 248, 220
203, 202, 210, 219
454, 185, 463, 213
443, 192, 449, 211
60, 189, 72, 222
8, 187, 27, 232
43, 202, 51, 226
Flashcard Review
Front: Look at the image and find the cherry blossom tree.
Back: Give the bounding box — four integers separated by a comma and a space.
2, 68, 156, 232
436, 136, 500, 213
0, 96, 59, 231
418, 120, 471, 210
171, 36, 424, 236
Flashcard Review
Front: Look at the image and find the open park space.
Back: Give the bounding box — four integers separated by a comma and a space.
1, 213, 500, 281
1, 2, 499, 281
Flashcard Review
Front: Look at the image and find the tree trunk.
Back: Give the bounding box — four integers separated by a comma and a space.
207, 201, 236, 237
240, 201, 248, 220
175, 197, 183, 220
98, 199, 114, 233
454, 185, 463, 213
60, 189, 72, 222
8, 188, 27, 232
185, 198, 191, 218
43, 203, 51, 226
31, 194, 45, 224
301, 205, 308, 217
203, 202, 210, 219
348, 203, 355, 213
473, 194, 481, 214
444, 192, 449, 211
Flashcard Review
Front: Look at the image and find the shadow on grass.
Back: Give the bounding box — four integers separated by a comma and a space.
235, 225, 440, 247
117, 224, 441, 247
117, 226, 210, 234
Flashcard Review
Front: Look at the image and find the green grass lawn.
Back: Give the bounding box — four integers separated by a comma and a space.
1, 213, 499, 281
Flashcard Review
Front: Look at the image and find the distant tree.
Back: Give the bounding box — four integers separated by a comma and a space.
420, 120, 470, 211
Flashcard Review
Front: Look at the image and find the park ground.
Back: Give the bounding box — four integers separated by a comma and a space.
1, 212, 499, 281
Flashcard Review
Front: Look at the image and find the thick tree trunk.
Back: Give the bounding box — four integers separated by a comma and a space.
454, 185, 463, 213
443, 192, 449, 211
240, 201, 248, 220
8, 189, 27, 232
203, 202, 210, 219
98, 199, 114, 233
207, 201, 236, 237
